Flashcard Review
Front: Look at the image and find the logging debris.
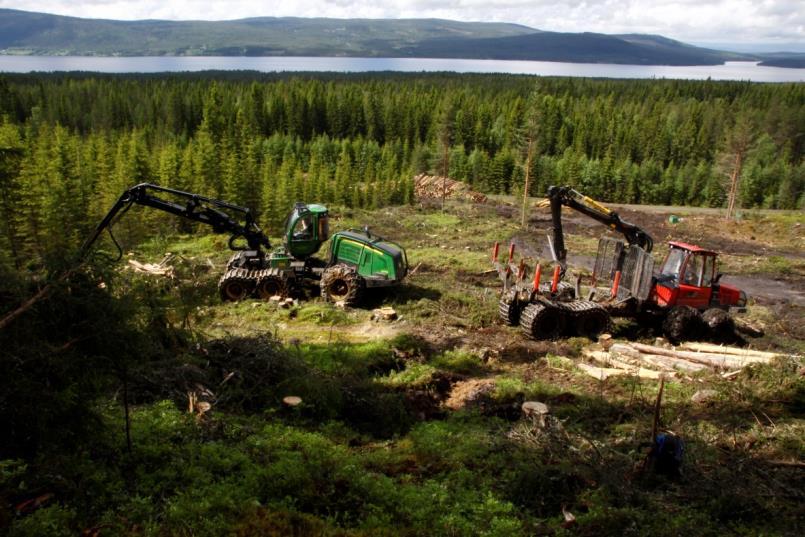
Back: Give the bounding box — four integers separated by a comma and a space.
413, 174, 488, 203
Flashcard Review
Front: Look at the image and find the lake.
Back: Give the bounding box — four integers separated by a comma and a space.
0, 56, 802, 82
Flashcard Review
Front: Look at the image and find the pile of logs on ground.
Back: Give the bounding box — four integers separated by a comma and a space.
580, 340, 791, 381
413, 174, 488, 203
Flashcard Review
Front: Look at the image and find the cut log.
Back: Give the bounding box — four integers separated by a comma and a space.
639, 353, 707, 373
582, 349, 613, 364
629, 343, 758, 369
679, 342, 782, 360
733, 318, 765, 337
610, 344, 676, 371
577, 362, 629, 380
582, 349, 665, 379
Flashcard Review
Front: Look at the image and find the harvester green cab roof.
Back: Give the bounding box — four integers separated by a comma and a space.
283, 202, 329, 259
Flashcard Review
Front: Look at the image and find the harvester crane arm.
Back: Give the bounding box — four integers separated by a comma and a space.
81, 183, 270, 260
547, 185, 653, 277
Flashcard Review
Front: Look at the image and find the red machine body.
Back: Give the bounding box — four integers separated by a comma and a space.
651, 242, 746, 311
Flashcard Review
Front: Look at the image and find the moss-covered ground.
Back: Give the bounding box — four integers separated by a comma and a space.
3, 200, 803, 536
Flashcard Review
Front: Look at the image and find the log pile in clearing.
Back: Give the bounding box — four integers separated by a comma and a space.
579, 341, 793, 381
413, 174, 488, 203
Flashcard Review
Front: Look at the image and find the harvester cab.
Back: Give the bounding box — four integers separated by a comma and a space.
283, 202, 329, 259
653, 242, 747, 311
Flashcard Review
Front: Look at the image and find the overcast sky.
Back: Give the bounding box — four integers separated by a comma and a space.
1, 0, 803, 49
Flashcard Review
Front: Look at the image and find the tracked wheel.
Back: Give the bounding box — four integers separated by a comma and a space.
702, 308, 735, 342
218, 268, 255, 302
565, 301, 611, 339
320, 264, 364, 306
499, 295, 523, 326
662, 305, 704, 343
256, 275, 288, 300
519, 303, 565, 340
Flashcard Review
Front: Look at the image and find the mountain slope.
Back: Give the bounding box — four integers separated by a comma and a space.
402, 32, 749, 65
0, 8, 753, 65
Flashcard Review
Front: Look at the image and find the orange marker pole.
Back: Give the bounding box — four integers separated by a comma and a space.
532, 264, 542, 291
551, 266, 561, 293
611, 270, 622, 298
508, 243, 516, 264
492, 242, 500, 262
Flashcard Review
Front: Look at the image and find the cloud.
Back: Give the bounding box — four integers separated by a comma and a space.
0, 0, 802, 44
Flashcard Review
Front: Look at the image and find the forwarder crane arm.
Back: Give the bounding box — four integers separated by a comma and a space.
81, 183, 271, 260
546, 185, 654, 278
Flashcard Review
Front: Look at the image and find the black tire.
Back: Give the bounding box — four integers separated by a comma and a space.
519, 303, 565, 340
499, 296, 523, 326
662, 305, 704, 343
256, 275, 287, 300
320, 264, 364, 306
219, 278, 252, 302
702, 308, 735, 342
575, 307, 611, 340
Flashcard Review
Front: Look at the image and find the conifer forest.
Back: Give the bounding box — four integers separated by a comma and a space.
0, 73, 803, 264
0, 72, 803, 536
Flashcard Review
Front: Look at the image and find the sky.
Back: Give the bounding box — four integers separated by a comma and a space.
1, 0, 803, 50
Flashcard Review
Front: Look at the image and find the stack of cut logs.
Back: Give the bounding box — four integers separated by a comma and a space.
580, 341, 790, 381
413, 174, 488, 203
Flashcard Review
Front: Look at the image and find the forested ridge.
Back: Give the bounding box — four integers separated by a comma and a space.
0, 72, 803, 267
0, 9, 756, 65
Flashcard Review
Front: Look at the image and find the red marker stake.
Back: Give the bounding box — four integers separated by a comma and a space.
551, 266, 561, 293
532, 264, 542, 291
611, 270, 622, 298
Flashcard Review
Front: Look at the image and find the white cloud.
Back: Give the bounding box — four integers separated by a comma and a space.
0, 0, 802, 45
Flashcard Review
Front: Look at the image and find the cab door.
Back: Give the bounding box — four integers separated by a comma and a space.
675, 253, 714, 309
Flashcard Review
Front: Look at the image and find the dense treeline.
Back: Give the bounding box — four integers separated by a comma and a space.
0, 72, 802, 267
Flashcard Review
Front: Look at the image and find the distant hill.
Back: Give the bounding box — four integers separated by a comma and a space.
0, 8, 773, 66
756, 52, 805, 68
400, 32, 749, 65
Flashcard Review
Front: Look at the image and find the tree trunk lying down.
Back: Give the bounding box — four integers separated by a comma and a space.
629, 343, 768, 369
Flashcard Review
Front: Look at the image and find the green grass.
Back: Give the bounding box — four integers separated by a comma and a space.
5, 200, 803, 536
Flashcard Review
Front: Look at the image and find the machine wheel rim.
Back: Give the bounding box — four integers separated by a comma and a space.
258, 279, 284, 299
223, 282, 246, 301
328, 279, 349, 299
